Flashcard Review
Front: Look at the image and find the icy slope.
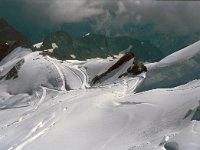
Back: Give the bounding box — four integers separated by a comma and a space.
136, 40, 200, 92
0, 48, 139, 109
1, 77, 200, 150
0, 41, 200, 150
0, 49, 86, 95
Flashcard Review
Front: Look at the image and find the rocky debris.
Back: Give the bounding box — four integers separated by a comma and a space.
92, 52, 147, 84
119, 62, 147, 78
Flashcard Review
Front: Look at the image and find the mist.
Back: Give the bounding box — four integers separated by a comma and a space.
1, 0, 200, 38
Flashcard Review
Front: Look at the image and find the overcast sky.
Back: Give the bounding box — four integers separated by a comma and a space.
1, 0, 200, 36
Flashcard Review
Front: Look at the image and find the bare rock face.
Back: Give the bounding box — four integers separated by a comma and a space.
92, 52, 147, 84
0, 18, 31, 61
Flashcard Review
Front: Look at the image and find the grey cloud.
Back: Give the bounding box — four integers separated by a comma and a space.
91, 0, 200, 35
21, 0, 106, 23
1, 0, 200, 35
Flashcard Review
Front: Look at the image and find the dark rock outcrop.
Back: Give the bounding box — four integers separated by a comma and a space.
41, 31, 163, 61
118, 65, 147, 78
0, 18, 31, 61
40, 31, 74, 60
92, 52, 147, 84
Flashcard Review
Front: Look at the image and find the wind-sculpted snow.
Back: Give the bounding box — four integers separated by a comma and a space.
1, 43, 200, 150
0, 49, 89, 95
0, 48, 140, 103
0, 52, 62, 95
0, 47, 32, 66
136, 40, 200, 92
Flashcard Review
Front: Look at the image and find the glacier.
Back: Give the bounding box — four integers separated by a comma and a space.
0, 41, 200, 150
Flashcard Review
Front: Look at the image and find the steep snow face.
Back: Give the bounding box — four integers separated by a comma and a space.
0, 47, 32, 66
0, 48, 138, 103
1, 42, 200, 150
15, 82, 199, 150
136, 40, 200, 92
0, 51, 63, 95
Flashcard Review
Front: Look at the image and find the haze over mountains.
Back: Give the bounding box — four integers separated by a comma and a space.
1, 0, 200, 57
0, 18, 163, 62
3, 17, 200, 56
40, 31, 163, 62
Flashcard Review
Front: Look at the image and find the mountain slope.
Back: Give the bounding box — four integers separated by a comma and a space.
0, 40, 200, 150
136, 40, 200, 92
0, 18, 30, 46
0, 18, 31, 61
40, 32, 163, 62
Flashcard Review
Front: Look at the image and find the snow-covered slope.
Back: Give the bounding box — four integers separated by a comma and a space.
0, 41, 200, 150
136, 40, 200, 92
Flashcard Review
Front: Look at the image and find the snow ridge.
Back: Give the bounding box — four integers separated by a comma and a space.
1, 40, 200, 150
47, 56, 66, 91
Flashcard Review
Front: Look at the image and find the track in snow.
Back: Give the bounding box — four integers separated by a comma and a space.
47, 56, 66, 91
34, 87, 47, 110
71, 66, 89, 89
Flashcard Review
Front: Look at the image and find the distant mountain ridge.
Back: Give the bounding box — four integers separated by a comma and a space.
0, 18, 31, 61
40, 31, 163, 62
0, 18, 30, 46
0, 18, 163, 62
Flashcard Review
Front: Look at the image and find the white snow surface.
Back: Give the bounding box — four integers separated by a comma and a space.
84, 33, 90, 37
33, 43, 43, 49
136, 40, 200, 92
1, 41, 200, 150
